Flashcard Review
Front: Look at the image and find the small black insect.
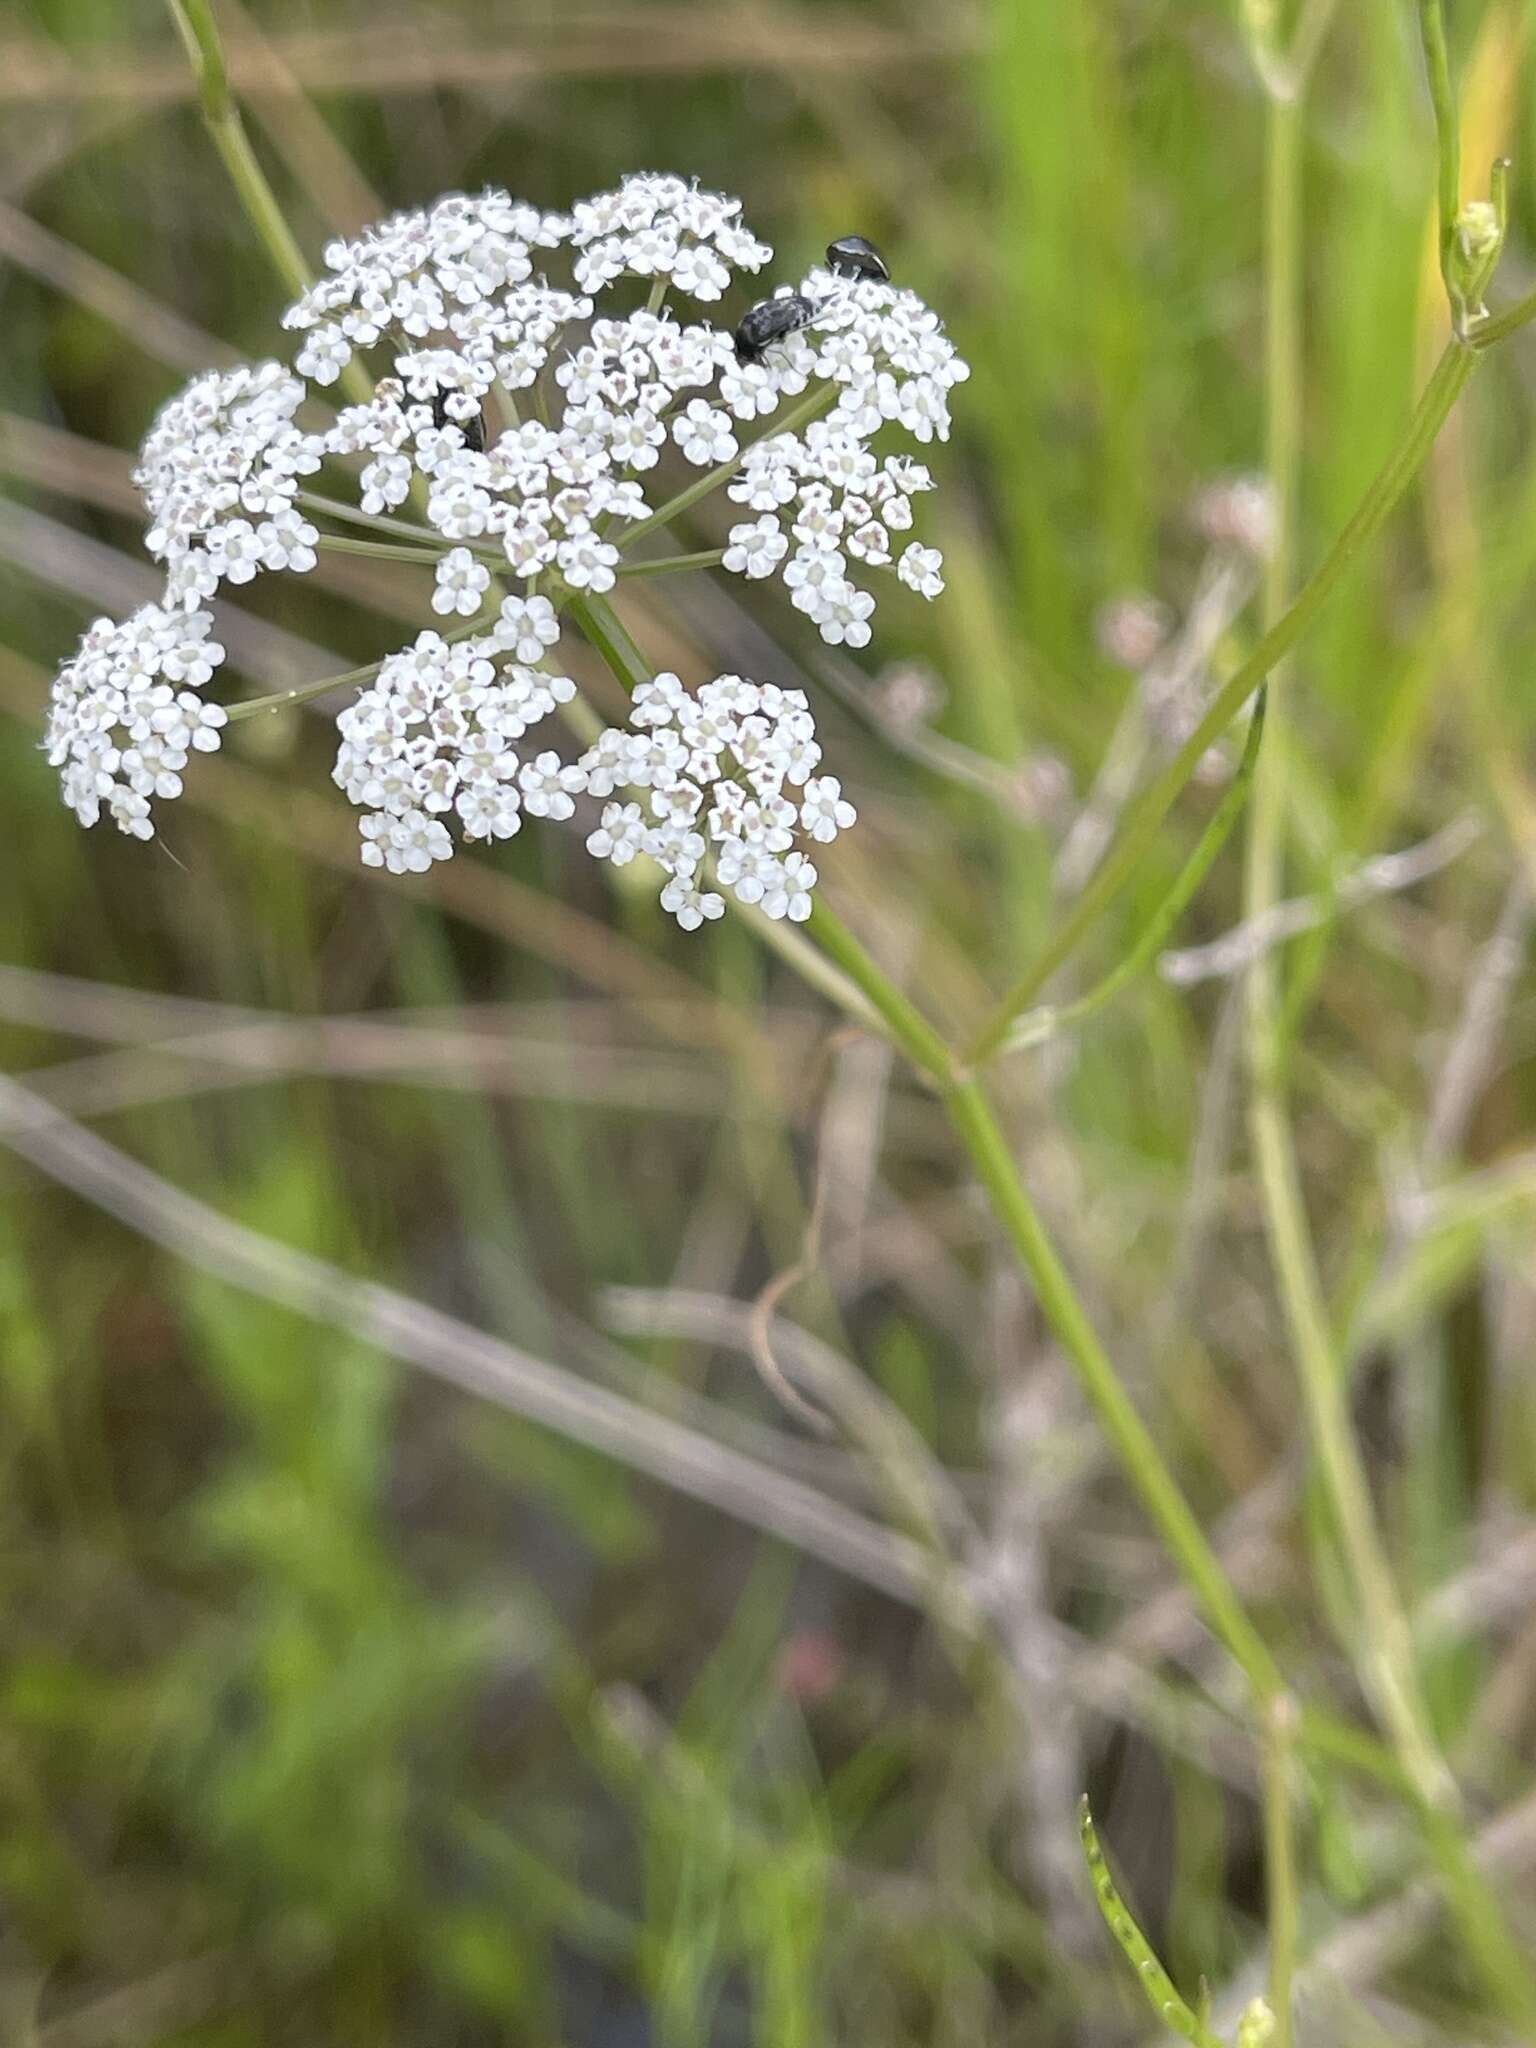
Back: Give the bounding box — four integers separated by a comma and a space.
733, 292, 818, 366
430, 387, 486, 453
825, 234, 890, 283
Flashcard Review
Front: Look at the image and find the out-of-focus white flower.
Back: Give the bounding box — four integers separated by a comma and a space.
1191, 473, 1275, 560
1095, 593, 1170, 670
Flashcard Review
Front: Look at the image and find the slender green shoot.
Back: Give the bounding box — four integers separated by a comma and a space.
1002, 691, 1267, 1055
965, 338, 1479, 1066
1419, 0, 1461, 287
1079, 1797, 1222, 2047
615, 549, 727, 580
1261, 1697, 1298, 2048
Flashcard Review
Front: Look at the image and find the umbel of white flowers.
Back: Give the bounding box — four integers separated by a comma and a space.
42, 172, 968, 926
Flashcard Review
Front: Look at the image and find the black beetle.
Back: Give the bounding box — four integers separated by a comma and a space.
825, 234, 890, 283
733, 292, 818, 366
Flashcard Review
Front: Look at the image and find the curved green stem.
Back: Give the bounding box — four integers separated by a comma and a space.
944, 1075, 1287, 1703
966, 339, 1479, 1067
165, 0, 311, 305
1001, 691, 1267, 1055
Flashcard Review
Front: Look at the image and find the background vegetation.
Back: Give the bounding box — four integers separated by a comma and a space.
3, 0, 1536, 2041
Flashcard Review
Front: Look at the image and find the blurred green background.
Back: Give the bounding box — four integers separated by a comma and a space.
5, 1, 1536, 2042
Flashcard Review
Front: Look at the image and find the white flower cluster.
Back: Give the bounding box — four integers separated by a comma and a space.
727, 429, 941, 648
331, 599, 576, 870
44, 172, 966, 885
284, 175, 963, 643
709, 255, 968, 643
573, 672, 854, 928
134, 361, 321, 607
44, 605, 228, 838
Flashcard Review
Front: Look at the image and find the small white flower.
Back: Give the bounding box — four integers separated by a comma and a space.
518, 749, 583, 820
762, 850, 817, 922
456, 782, 523, 841
556, 533, 620, 593
660, 875, 725, 930
432, 547, 491, 617
723, 516, 788, 580
673, 399, 737, 467
896, 542, 945, 599
493, 594, 561, 664
587, 801, 648, 866
295, 323, 352, 385
208, 519, 264, 585
800, 775, 856, 843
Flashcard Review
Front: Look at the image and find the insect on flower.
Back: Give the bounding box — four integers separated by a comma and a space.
429, 385, 486, 454
732, 290, 820, 365
42, 170, 969, 930
825, 234, 890, 283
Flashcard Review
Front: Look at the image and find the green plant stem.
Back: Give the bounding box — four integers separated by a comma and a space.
163, 0, 378, 415
614, 384, 838, 550
567, 591, 655, 695
1000, 690, 1266, 1055
801, 904, 955, 1087
224, 615, 487, 722
1242, 64, 1536, 2025
572, 592, 1289, 1704
224, 658, 384, 724
317, 533, 442, 566
299, 492, 446, 549
943, 1075, 1287, 1705
1470, 289, 1536, 348
165, 0, 312, 305
1246, 31, 1441, 1821
1419, 0, 1461, 271
1262, 1695, 1298, 2048
965, 338, 1479, 1067
615, 549, 726, 579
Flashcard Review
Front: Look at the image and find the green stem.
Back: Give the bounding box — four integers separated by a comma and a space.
1419, 0, 1461, 279
944, 1076, 1286, 1704
567, 591, 654, 691
1262, 1695, 1299, 2048
803, 904, 955, 1087
1000, 690, 1266, 1056
163, 0, 377, 414
965, 339, 1479, 1067
615, 549, 727, 580
164, 0, 311, 305
224, 615, 486, 722
299, 492, 446, 550
574, 592, 1289, 1705
317, 533, 442, 567
224, 657, 384, 723
1242, 74, 1536, 2018
1470, 288, 1536, 349
614, 383, 838, 550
